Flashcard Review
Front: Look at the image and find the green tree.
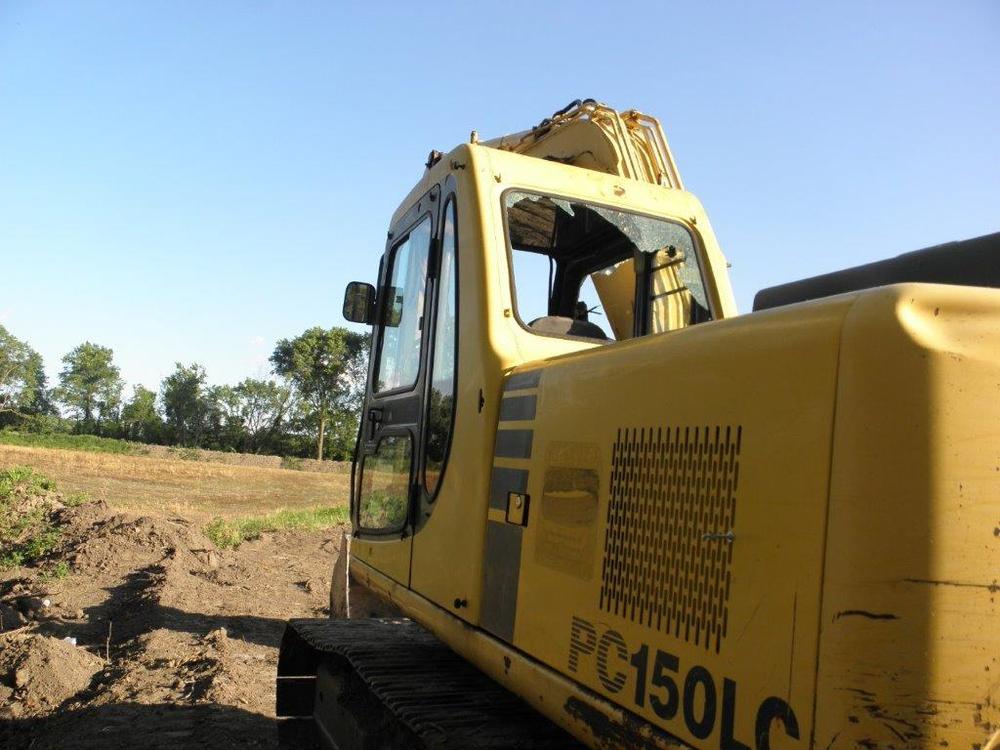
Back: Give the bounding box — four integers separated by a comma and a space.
324, 407, 361, 460
270, 327, 367, 460
231, 378, 292, 453
24, 351, 55, 417
0, 325, 47, 419
54, 342, 123, 430
201, 379, 292, 453
341, 334, 370, 415
204, 385, 241, 450
120, 385, 164, 443
161, 363, 211, 446
332, 334, 370, 459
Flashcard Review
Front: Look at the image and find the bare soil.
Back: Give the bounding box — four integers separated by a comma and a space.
0, 495, 340, 748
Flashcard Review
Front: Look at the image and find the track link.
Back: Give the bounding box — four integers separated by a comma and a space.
277, 618, 580, 749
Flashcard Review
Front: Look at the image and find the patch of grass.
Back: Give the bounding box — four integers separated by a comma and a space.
0, 430, 146, 455
0, 466, 62, 570
168, 446, 203, 462
17, 524, 60, 558
280, 456, 304, 471
205, 506, 349, 549
0, 465, 56, 499
38, 560, 71, 581
63, 491, 90, 507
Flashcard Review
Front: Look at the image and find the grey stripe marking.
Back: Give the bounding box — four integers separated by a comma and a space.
489, 467, 529, 510
494, 429, 533, 459
504, 369, 542, 392
499, 394, 537, 422
481, 520, 522, 643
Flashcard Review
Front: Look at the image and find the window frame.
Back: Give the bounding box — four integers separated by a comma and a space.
352, 183, 440, 541
499, 188, 716, 342
421, 194, 460, 502
371, 212, 435, 397
356, 430, 414, 536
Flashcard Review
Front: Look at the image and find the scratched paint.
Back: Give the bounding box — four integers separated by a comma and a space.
814, 287, 1000, 749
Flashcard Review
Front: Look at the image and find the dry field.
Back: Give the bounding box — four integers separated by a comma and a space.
0, 443, 350, 522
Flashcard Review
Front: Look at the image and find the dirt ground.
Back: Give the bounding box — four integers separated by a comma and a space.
0, 493, 341, 748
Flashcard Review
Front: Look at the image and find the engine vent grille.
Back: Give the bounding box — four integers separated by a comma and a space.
599, 425, 742, 653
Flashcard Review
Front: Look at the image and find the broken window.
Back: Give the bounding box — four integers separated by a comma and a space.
503, 191, 712, 341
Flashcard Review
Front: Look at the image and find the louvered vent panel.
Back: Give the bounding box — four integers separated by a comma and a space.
599, 425, 741, 654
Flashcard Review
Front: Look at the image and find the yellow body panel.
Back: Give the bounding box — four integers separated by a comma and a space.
814, 284, 1000, 749
351, 531, 411, 588
510, 296, 851, 748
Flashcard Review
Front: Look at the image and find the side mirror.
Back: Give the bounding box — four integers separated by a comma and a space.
343, 281, 376, 325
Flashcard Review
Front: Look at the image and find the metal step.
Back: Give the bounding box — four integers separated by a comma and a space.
277, 618, 582, 750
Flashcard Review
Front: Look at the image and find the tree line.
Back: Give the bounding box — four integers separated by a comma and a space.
0, 324, 368, 461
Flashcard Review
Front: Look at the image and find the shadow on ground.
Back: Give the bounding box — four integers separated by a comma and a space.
0, 702, 313, 750
31, 564, 302, 650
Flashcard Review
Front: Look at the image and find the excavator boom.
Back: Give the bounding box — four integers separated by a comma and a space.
482, 99, 684, 189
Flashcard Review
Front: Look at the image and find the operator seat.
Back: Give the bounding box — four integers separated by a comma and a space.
528, 316, 610, 341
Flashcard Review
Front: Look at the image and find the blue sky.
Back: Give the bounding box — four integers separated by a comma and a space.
1, 1, 997, 393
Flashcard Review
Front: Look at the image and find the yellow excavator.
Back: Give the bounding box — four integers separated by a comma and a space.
276, 100, 1000, 750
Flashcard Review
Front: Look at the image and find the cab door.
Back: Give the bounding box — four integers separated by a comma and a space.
352, 187, 439, 586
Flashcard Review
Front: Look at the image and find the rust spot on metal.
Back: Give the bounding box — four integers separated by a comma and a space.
563, 696, 681, 750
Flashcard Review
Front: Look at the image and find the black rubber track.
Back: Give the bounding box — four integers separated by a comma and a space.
277, 617, 581, 750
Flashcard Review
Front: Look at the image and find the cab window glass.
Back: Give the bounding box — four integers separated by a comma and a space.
648, 232, 713, 332
504, 191, 711, 340
358, 435, 411, 532
375, 217, 432, 392
424, 200, 458, 496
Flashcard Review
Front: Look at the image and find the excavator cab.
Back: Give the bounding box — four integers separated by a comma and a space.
280, 102, 744, 748
335, 102, 737, 610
